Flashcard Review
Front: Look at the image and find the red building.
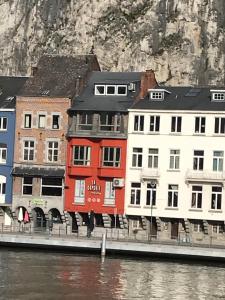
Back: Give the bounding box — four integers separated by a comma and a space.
65, 70, 157, 232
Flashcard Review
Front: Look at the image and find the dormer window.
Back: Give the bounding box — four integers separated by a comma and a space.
94, 85, 127, 96
211, 90, 225, 101
95, 85, 105, 95
151, 92, 163, 100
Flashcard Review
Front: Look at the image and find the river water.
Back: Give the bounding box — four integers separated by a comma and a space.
1, 249, 225, 300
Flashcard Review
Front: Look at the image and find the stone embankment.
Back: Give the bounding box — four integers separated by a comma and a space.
1, 233, 225, 262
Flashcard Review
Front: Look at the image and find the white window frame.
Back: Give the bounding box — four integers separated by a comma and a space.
24, 114, 32, 129
22, 177, 33, 195
193, 223, 203, 232
23, 140, 35, 161
212, 224, 224, 234
213, 151, 223, 172
171, 116, 182, 133
168, 184, 178, 208
95, 85, 105, 95
149, 115, 160, 132
193, 150, 204, 170
148, 148, 159, 169
191, 186, 202, 209
0, 117, 7, 131
134, 115, 144, 132
94, 85, 127, 96
214, 117, 225, 134
99, 114, 120, 132
194, 116, 205, 134
132, 147, 143, 168
0, 175, 6, 203
150, 92, 163, 100
211, 186, 222, 210
77, 114, 93, 131
47, 141, 59, 162
212, 93, 225, 101
38, 114, 46, 129
74, 179, 85, 204
0, 145, 7, 164
104, 181, 115, 206
130, 182, 141, 205
169, 149, 180, 170
52, 114, 60, 129
102, 147, 121, 167
146, 183, 156, 206
73, 146, 91, 166
41, 177, 63, 196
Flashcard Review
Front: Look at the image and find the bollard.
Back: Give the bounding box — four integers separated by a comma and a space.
101, 233, 106, 257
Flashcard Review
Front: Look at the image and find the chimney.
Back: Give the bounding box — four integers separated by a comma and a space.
137, 69, 157, 100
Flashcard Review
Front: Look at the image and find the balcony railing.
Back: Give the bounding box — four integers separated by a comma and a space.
141, 168, 160, 182
185, 169, 225, 184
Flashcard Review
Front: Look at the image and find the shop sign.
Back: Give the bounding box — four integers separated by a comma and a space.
31, 199, 44, 206
87, 180, 101, 195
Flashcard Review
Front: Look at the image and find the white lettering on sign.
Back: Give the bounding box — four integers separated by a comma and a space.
87, 180, 101, 194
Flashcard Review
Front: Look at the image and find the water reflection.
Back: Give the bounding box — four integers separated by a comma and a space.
0, 250, 225, 300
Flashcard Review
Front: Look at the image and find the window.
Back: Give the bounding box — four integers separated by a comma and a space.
38, 114, 46, 128
211, 186, 222, 210
132, 148, 143, 168
212, 224, 224, 234
41, 177, 62, 196
99, 114, 120, 132
193, 150, 204, 170
104, 181, 115, 205
102, 147, 120, 167
0, 176, 6, 201
212, 93, 225, 101
23, 140, 34, 161
149, 116, 160, 132
146, 183, 156, 206
74, 179, 85, 204
0, 117, 7, 130
22, 177, 33, 195
73, 146, 91, 166
169, 149, 180, 170
171, 116, 182, 133
0, 144, 7, 164
148, 148, 158, 168
214, 117, 225, 134
193, 222, 203, 232
94, 85, 127, 96
168, 184, 178, 207
78, 114, 93, 131
95, 85, 105, 95
213, 151, 223, 171
134, 115, 144, 132
150, 92, 163, 100
130, 183, 141, 205
191, 186, 202, 209
195, 117, 205, 133
47, 141, 59, 162
24, 114, 32, 128
52, 114, 60, 129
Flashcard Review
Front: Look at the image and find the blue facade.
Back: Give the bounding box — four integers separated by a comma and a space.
0, 110, 15, 205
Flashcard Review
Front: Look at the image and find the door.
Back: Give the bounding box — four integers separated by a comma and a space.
171, 220, 179, 239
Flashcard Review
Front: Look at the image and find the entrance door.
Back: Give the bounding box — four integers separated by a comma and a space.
149, 218, 157, 239
171, 220, 179, 239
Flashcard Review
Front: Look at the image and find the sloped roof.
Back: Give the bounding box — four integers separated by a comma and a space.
0, 76, 28, 109
19, 55, 100, 98
131, 86, 225, 111
69, 71, 142, 113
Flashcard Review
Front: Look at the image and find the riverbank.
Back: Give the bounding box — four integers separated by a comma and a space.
1, 233, 225, 262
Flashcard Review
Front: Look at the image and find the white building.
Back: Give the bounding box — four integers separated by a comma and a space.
125, 87, 225, 243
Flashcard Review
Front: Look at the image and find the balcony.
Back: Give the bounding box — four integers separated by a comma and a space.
140, 168, 160, 182
185, 169, 225, 185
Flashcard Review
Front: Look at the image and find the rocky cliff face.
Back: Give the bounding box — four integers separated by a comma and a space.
0, 0, 224, 85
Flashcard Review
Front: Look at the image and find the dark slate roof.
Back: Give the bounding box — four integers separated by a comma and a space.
131, 86, 225, 111
69, 71, 142, 112
0, 76, 28, 109
12, 167, 65, 177
19, 55, 100, 97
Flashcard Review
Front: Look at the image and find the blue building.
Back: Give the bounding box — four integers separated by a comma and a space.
0, 77, 27, 225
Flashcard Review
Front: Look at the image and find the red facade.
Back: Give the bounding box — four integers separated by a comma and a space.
65, 137, 127, 215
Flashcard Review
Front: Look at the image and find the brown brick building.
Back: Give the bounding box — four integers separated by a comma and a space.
12, 54, 100, 231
